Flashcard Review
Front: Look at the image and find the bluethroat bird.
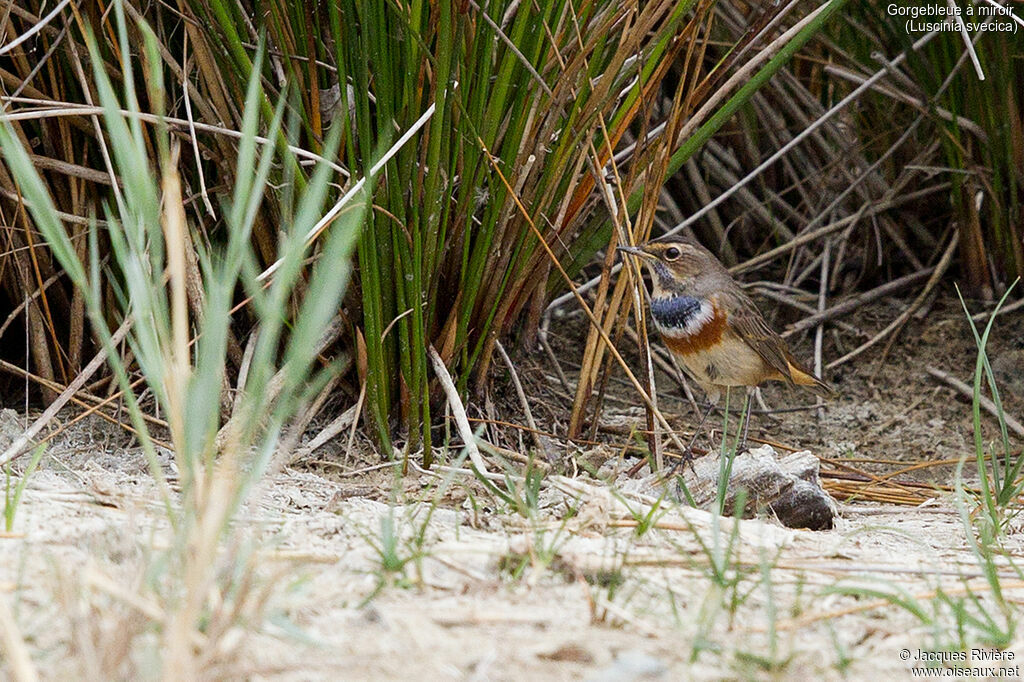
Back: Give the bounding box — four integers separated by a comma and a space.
618, 236, 833, 456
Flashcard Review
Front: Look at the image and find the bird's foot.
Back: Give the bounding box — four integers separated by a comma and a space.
661, 441, 701, 482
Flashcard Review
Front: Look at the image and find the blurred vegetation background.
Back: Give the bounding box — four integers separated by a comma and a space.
0, 0, 1020, 461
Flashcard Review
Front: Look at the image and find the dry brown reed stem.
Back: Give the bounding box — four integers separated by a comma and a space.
0, 100, 351, 176
478, 440, 553, 472
592, 3, 714, 463
823, 481, 931, 506
562, 5, 704, 468
0, 186, 102, 225
162, 155, 190, 470
161, 158, 208, 679
575, 173, 662, 465
24, 154, 118, 185
557, 4, 715, 465
819, 463, 943, 503
476, 136, 694, 464
409, 456, 507, 485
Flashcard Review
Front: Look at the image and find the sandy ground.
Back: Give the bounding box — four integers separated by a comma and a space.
2, 294, 1024, 680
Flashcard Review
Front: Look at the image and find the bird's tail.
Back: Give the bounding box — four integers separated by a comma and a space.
785, 356, 835, 398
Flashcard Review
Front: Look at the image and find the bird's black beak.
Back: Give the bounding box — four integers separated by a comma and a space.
616, 244, 652, 259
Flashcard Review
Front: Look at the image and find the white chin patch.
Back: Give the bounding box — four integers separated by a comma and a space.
654, 299, 714, 338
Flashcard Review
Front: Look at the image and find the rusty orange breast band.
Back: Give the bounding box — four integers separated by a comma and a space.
661, 304, 728, 356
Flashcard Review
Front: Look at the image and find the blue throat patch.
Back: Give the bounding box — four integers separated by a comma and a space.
650, 295, 703, 330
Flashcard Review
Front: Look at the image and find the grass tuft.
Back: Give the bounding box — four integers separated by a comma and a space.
1, 12, 364, 674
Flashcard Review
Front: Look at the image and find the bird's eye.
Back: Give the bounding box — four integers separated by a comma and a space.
664, 247, 681, 261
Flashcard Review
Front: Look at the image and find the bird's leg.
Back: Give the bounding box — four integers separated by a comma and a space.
754, 387, 770, 412
737, 387, 754, 453
666, 399, 715, 477
688, 400, 715, 451
753, 387, 781, 426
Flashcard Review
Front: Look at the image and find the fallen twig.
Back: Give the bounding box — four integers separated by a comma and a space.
826, 230, 957, 369
0, 316, 133, 467
428, 344, 491, 476
288, 398, 361, 464
971, 296, 1024, 323
925, 366, 1024, 438
783, 267, 934, 337
495, 340, 547, 459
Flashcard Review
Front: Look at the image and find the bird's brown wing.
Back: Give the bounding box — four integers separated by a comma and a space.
726, 294, 835, 396
724, 297, 793, 382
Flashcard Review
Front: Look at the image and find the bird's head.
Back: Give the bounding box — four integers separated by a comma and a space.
617, 237, 721, 297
